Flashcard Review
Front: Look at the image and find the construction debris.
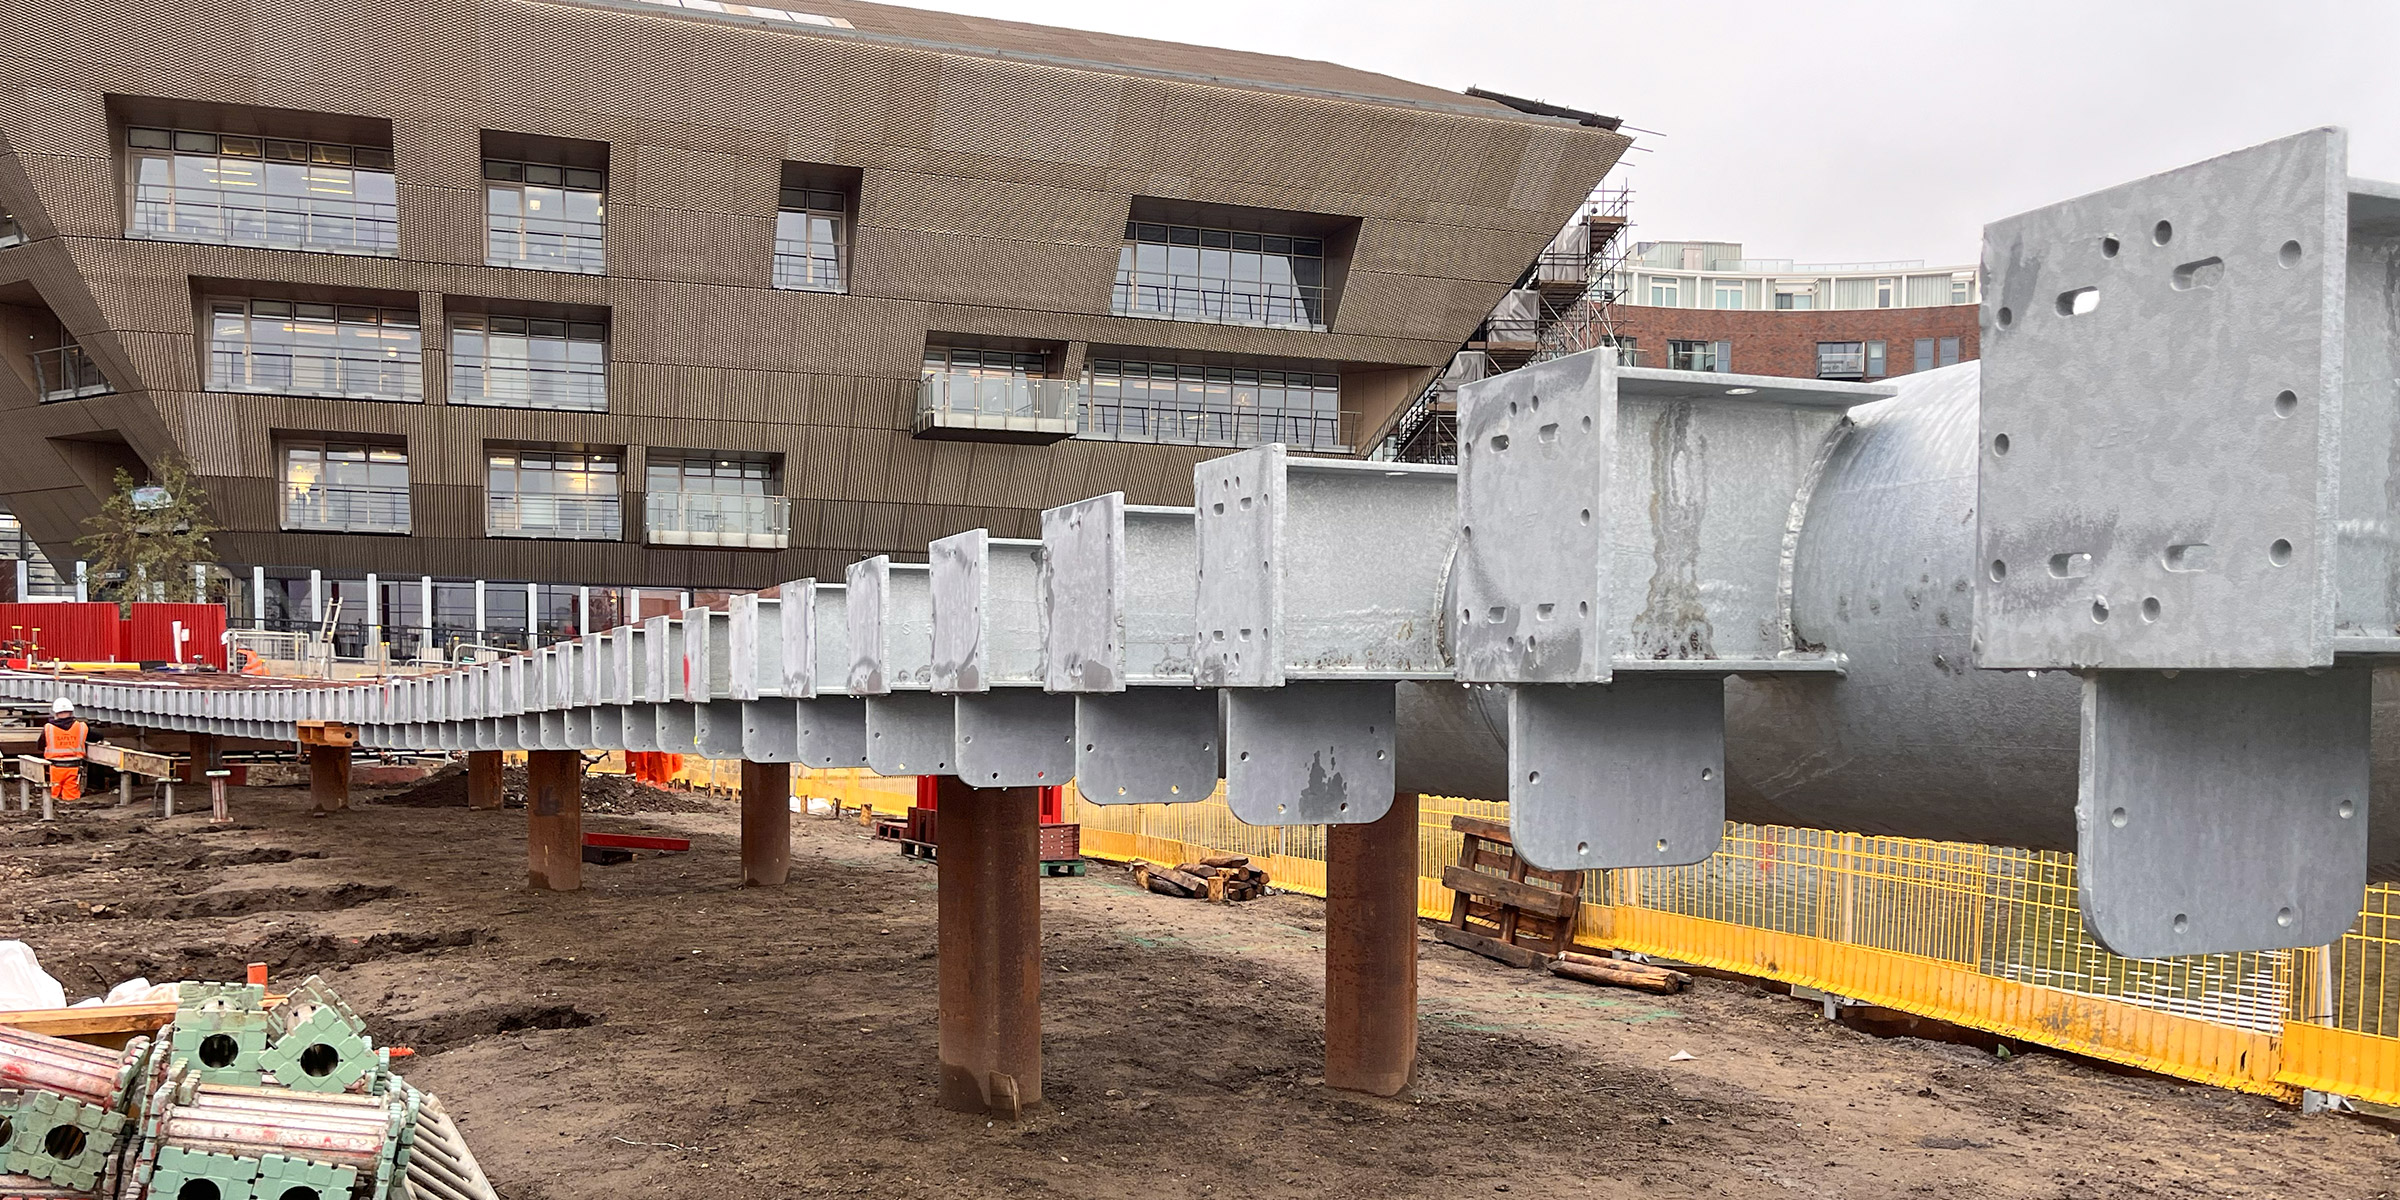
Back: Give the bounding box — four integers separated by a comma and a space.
1548, 951, 1693, 995
1434, 815, 1583, 968
1133, 855, 1270, 903
0, 974, 498, 1200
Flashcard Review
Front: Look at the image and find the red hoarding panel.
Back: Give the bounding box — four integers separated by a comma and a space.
130, 603, 226, 668
0, 603, 125, 662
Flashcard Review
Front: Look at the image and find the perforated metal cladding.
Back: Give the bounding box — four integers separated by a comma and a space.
0, 0, 1626, 587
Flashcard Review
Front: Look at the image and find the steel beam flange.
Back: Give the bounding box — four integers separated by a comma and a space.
654, 701, 697, 754
683, 607, 732, 703
779, 578, 869, 768
851, 556, 948, 774
933, 529, 1070, 786
1193, 447, 1456, 823
1041, 493, 1216, 804
693, 698, 746, 758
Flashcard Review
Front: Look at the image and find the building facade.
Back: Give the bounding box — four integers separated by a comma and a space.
0, 0, 1628, 638
1608, 240, 1978, 379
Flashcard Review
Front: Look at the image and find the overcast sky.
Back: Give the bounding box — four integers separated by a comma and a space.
900, 0, 2400, 267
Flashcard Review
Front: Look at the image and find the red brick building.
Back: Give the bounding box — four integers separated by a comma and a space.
1617, 304, 1979, 379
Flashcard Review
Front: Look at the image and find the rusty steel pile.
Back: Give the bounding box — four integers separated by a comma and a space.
0, 979, 496, 1200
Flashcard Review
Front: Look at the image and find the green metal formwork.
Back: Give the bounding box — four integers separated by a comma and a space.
145, 1147, 261, 1200
0, 1088, 127, 1192
257, 1007, 374, 1095
252, 1153, 356, 1200
275, 978, 366, 1038
168, 1010, 278, 1086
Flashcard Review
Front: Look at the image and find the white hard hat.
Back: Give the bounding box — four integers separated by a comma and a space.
51, 698, 72, 714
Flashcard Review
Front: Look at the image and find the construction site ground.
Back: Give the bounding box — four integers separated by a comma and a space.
3, 779, 2396, 1199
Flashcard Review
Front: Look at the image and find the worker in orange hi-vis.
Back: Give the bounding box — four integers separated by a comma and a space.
41, 697, 89, 803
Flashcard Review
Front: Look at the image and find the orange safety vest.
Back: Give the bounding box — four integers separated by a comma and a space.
42, 719, 89, 764
237, 647, 269, 675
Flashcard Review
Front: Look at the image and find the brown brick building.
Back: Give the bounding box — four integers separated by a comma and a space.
0, 0, 1627, 638
1617, 305, 1980, 379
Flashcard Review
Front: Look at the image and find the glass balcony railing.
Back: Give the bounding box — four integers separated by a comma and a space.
282, 483, 411, 534
33, 344, 109, 401
645, 492, 789, 549
487, 494, 621, 541
1078, 402, 1356, 453
915, 370, 1080, 441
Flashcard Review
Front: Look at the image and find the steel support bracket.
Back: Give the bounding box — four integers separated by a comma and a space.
1073, 688, 1219, 804
1507, 676, 1726, 869
1223, 681, 1394, 825
866, 691, 954, 775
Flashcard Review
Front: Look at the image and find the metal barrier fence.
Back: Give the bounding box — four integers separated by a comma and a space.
737, 768, 2400, 1106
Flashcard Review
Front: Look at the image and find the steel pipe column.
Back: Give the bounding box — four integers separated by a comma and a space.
308, 745, 351, 812
934, 776, 1041, 1117
525, 750, 582, 892
1324, 789, 1420, 1096
466, 751, 504, 810
740, 760, 791, 886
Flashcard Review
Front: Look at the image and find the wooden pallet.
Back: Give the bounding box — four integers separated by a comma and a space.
899, 838, 937, 860
1039, 859, 1087, 878
1435, 814, 1583, 968
872, 816, 910, 842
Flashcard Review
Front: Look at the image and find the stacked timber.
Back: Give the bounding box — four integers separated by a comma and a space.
1548, 951, 1694, 995
1133, 854, 1270, 903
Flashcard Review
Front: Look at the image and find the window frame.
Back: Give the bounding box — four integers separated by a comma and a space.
486, 447, 623, 541
448, 312, 610, 413
481, 157, 607, 275
123, 125, 398, 257
773, 186, 849, 293
279, 439, 411, 534
1113, 219, 1331, 332
207, 296, 422, 402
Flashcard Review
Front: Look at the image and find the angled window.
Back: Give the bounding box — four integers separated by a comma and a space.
483, 146, 606, 274
774, 167, 853, 293
488, 448, 621, 541
1113, 202, 1352, 332
917, 343, 1076, 442
1081, 355, 1346, 452
281, 440, 410, 534
125, 126, 396, 255
645, 452, 786, 549
208, 297, 420, 401
449, 313, 607, 412
0, 207, 21, 248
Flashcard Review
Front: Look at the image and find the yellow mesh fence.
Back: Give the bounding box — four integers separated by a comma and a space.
562, 762, 2400, 1107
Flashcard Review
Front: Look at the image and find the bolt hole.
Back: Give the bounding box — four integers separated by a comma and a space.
2153, 220, 2173, 246
2270, 539, 2294, 566
1579, 415, 1592, 432
1656, 838, 1668, 853
2056, 287, 2100, 317
1579, 509, 1591, 525
1700, 766, 1713, 782
2101, 235, 2120, 258
1996, 306, 2013, 328
41, 1125, 84, 1160
2091, 597, 2110, 624
2280, 240, 2303, 267
2340, 799, 2357, 819
2109, 807, 2128, 828
1338, 802, 1348, 813
2141, 597, 2161, 622
1238, 751, 1249, 761
1527, 770, 1541, 784
299, 1042, 340, 1077
1577, 841, 1589, 856
1989, 559, 2008, 582
1169, 784, 1180, 795
199, 1033, 240, 1068
2277, 907, 2295, 929
2172, 913, 2190, 934
1992, 433, 2010, 456
2275, 390, 2298, 417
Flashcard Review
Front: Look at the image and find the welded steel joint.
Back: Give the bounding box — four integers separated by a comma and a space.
1977, 126, 2385, 957
931, 528, 1074, 787
1192, 446, 1458, 825
1040, 493, 1217, 804
1454, 353, 1876, 869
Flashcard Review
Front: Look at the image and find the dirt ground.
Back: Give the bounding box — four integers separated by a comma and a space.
4, 778, 2397, 1200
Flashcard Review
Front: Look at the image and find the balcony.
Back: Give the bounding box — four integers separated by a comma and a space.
33, 344, 109, 401
915, 370, 1079, 444
645, 491, 789, 549
282, 483, 411, 534
487, 494, 621, 541
1078, 401, 1356, 454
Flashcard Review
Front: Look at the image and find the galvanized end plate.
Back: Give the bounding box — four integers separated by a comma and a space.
866, 691, 954, 775
1193, 446, 1286, 688
618, 705, 660, 753
742, 699, 798, 763
2079, 668, 2369, 958
931, 529, 990, 693
1507, 678, 1725, 870
1041, 493, 1127, 693
1455, 350, 1615, 684
1223, 681, 1394, 825
1979, 129, 2346, 670
694, 699, 746, 757
653, 703, 697, 753
847, 556, 890, 694
797, 697, 869, 768
1075, 689, 1218, 804
953, 691, 1075, 787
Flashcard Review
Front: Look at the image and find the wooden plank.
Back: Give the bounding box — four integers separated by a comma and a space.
1450, 814, 1512, 843
1442, 865, 1577, 919
0, 1001, 177, 1038
1429, 922, 1549, 969
583, 832, 691, 852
